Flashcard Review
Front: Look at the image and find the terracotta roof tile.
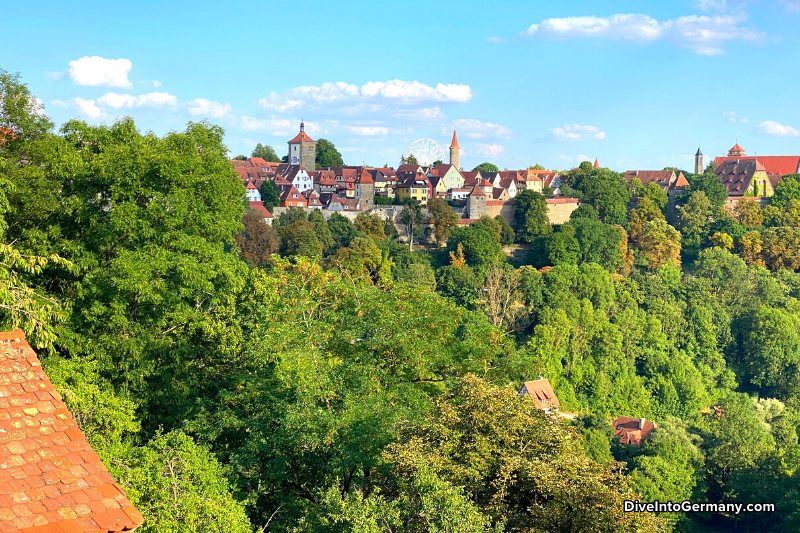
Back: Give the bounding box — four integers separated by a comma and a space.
0, 331, 142, 533
714, 155, 800, 176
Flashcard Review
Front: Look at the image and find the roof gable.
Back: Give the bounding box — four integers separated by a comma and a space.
0, 330, 143, 532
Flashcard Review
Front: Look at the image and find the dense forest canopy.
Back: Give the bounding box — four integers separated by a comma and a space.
3, 69, 800, 532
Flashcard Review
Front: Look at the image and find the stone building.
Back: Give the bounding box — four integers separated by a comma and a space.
714, 158, 777, 204
356, 169, 375, 210
466, 183, 486, 219
449, 130, 460, 170
287, 121, 316, 170
714, 142, 800, 177
695, 147, 704, 175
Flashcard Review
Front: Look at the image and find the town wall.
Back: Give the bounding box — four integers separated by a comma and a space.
484, 198, 581, 226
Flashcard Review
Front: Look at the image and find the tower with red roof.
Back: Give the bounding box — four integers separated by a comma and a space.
288, 120, 317, 170
449, 130, 460, 171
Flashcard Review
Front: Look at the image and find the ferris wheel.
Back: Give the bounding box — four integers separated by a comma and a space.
405, 138, 445, 167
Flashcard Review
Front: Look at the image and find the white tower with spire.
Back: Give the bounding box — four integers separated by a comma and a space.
695, 147, 704, 174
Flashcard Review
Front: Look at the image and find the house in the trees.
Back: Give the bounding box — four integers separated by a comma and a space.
714, 159, 777, 199
245, 181, 261, 202
249, 201, 273, 224
0, 329, 144, 532
518, 378, 561, 413
280, 185, 307, 207
395, 173, 431, 205
427, 164, 464, 191
613, 416, 658, 446
303, 189, 324, 209
276, 164, 314, 193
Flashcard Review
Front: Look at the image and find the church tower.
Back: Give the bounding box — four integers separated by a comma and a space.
287, 120, 317, 170
695, 147, 704, 174
449, 130, 460, 170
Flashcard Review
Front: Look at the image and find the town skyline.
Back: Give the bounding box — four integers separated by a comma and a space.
4, 0, 800, 172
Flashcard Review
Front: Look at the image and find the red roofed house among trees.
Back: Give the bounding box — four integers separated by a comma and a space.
518, 378, 561, 413
0, 330, 143, 533
613, 415, 658, 446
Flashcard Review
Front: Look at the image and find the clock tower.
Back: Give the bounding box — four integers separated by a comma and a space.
287, 120, 317, 170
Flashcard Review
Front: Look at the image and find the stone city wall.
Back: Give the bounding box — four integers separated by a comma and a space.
484, 198, 581, 226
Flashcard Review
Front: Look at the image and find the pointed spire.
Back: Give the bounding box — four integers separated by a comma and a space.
300, 119, 305, 132
696, 146, 703, 157
450, 130, 459, 149
594, 158, 599, 169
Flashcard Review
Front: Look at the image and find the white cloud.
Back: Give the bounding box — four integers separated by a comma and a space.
240, 116, 320, 136
152, 80, 162, 88
759, 120, 800, 136
347, 126, 388, 136
451, 119, 513, 139
723, 110, 750, 123
188, 98, 232, 118
693, 0, 728, 11
44, 71, 64, 82
518, 13, 763, 55
741, 118, 749, 123
486, 36, 507, 43
68, 56, 132, 88
97, 91, 177, 109
557, 154, 592, 163
395, 107, 446, 120
258, 79, 472, 111
476, 143, 505, 156
783, 0, 800, 11
548, 123, 606, 141
51, 97, 106, 119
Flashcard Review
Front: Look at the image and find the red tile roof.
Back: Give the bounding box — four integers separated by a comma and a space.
613, 416, 658, 446
468, 183, 485, 197
623, 170, 676, 190
594, 158, 600, 169
520, 378, 561, 410
288, 131, 315, 144
248, 201, 273, 218
0, 330, 143, 533
714, 156, 800, 176
450, 130, 459, 149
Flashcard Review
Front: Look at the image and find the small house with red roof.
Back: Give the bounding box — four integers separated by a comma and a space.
518, 377, 561, 413
248, 201, 273, 224
245, 181, 261, 203
280, 185, 307, 208
0, 330, 144, 532
613, 416, 658, 446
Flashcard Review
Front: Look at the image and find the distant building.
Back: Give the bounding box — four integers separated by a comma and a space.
695, 147, 704, 175
449, 130, 460, 170
613, 416, 658, 446
715, 158, 776, 199
287, 121, 317, 170
518, 377, 561, 413
714, 143, 800, 176
280, 185, 307, 207
245, 181, 261, 202
623, 169, 685, 191
396, 172, 431, 204
248, 201, 273, 224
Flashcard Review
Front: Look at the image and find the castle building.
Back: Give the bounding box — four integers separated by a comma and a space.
287, 121, 317, 170
714, 143, 800, 176
695, 147, 704, 175
449, 130, 460, 170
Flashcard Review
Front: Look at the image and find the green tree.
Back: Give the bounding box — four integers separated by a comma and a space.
251, 143, 280, 162
235, 210, 279, 267
472, 162, 498, 172
427, 198, 458, 247
260, 180, 280, 211
494, 215, 516, 245
771, 174, 800, 208
328, 212, 359, 253
232, 154, 246, 160
685, 172, 727, 207
315, 138, 344, 167
121, 430, 252, 533
528, 163, 545, 170
733, 199, 764, 227
447, 223, 503, 272
569, 204, 600, 223
354, 212, 386, 241
280, 220, 323, 259
308, 209, 334, 252
541, 226, 580, 267
573, 218, 624, 271
678, 191, 714, 247
399, 198, 423, 250
371, 375, 666, 532
514, 190, 551, 243
274, 206, 309, 235
638, 219, 682, 269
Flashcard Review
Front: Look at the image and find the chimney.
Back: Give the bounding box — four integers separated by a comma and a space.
639, 418, 646, 430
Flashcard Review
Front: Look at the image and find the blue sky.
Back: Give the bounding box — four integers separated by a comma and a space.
4, 0, 800, 171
